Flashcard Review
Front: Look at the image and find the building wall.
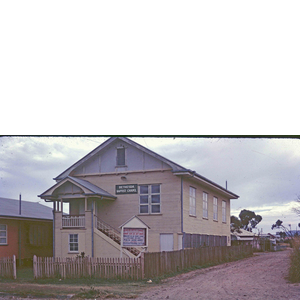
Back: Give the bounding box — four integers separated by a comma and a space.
0, 219, 19, 258
0, 218, 53, 260
182, 177, 232, 246
88, 170, 182, 252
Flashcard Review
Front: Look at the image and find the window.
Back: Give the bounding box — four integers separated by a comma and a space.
116, 147, 126, 166
222, 201, 227, 223
189, 187, 196, 216
69, 234, 79, 252
203, 192, 208, 219
213, 197, 218, 221
0, 224, 7, 245
139, 184, 161, 214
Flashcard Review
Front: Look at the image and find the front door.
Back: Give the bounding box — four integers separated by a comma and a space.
160, 233, 174, 252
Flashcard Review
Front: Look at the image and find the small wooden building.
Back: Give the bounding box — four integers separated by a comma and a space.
0, 197, 53, 265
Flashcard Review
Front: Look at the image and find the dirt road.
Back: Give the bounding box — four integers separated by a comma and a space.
134, 250, 300, 300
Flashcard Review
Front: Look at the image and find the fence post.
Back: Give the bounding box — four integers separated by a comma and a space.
140, 252, 145, 279
13, 255, 17, 279
33, 255, 37, 279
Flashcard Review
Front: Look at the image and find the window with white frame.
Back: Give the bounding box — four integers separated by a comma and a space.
0, 224, 7, 245
189, 187, 196, 216
213, 197, 218, 221
203, 192, 208, 219
69, 234, 79, 252
139, 184, 161, 214
222, 201, 227, 223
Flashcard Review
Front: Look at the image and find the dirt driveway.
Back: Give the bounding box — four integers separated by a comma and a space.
134, 250, 300, 300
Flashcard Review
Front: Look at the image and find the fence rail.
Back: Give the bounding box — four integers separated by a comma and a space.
33, 245, 252, 280
33, 255, 142, 280
144, 245, 253, 278
0, 255, 17, 279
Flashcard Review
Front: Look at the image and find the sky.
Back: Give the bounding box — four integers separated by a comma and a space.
1, 136, 300, 235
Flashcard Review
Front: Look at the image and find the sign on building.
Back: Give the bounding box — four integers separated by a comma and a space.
116, 184, 138, 194
122, 228, 146, 246
120, 215, 150, 249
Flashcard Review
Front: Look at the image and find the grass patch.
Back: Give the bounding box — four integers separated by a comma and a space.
0, 268, 150, 299
288, 237, 300, 283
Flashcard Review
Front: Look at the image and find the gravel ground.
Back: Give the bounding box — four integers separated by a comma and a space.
132, 249, 300, 300
1, 250, 299, 299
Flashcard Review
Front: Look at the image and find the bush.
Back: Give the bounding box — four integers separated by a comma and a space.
288, 237, 300, 282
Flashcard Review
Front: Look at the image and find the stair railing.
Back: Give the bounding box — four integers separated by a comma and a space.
94, 215, 141, 256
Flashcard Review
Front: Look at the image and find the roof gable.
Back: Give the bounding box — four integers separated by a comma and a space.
54, 137, 185, 180
39, 176, 116, 200
50, 137, 238, 199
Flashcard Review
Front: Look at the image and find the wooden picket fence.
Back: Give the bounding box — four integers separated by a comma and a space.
33, 255, 143, 280
0, 255, 17, 279
33, 245, 252, 280
143, 245, 253, 278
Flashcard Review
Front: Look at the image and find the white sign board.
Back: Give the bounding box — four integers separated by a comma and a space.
122, 228, 146, 247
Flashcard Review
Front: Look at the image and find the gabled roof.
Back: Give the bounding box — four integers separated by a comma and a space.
54, 137, 185, 181
38, 176, 116, 200
119, 215, 151, 229
52, 137, 239, 199
0, 197, 53, 220
67, 176, 116, 198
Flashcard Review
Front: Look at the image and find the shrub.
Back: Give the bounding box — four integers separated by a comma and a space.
288, 237, 300, 282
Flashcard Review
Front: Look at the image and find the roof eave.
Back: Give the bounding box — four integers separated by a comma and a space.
0, 215, 53, 221
173, 170, 239, 199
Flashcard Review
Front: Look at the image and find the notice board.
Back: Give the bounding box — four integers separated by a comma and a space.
122, 228, 146, 247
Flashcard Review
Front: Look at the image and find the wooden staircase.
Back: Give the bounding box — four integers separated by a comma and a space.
95, 216, 141, 256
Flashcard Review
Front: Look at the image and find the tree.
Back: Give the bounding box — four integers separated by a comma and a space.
231, 209, 262, 232
230, 215, 242, 233
239, 209, 262, 231
271, 219, 293, 239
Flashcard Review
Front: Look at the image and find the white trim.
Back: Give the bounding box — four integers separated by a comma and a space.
222, 200, 227, 223
189, 186, 196, 217
213, 197, 218, 221
69, 233, 79, 252
203, 192, 208, 219
0, 224, 7, 245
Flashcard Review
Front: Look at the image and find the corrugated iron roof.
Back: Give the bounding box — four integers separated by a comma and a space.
0, 197, 53, 220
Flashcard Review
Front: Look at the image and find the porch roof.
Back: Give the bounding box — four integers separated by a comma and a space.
38, 176, 116, 201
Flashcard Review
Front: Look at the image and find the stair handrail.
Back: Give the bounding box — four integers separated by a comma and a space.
94, 215, 141, 256
94, 215, 121, 241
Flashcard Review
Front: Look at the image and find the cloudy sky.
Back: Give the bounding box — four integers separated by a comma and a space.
1, 136, 300, 234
